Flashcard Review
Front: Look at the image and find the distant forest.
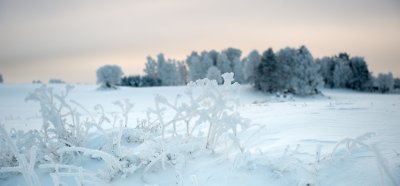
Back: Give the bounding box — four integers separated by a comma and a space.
114, 46, 399, 95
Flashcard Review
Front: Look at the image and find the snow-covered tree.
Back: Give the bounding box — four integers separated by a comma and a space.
223, 47, 242, 63
233, 58, 245, 83
288, 46, 322, 95
394, 78, 400, 90
243, 50, 261, 84
161, 60, 180, 86
144, 56, 158, 79
177, 62, 188, 85
155, 53, 183, 86
186, 51, 213, 81
206, 66, 222, 84
255, 48, 282, 92
376, 72, 394, 93
187, 52, 203, 81
217, 48, 244, 83
316, 57, 335, 88
332, 57, 353, 88
156, 53, 167, 81
144, 53, 187, 86
208, 49, 219, 65
96, 65, 123, 89
216, 52, 232, 74
200, 51, 213, 77
348, 56, 371, 91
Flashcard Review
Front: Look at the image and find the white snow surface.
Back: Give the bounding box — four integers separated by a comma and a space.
0, 83, 399, 186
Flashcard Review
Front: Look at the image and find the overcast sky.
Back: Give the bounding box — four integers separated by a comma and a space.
1, 0, 399, 83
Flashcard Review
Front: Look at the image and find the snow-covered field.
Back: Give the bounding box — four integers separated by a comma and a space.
1, 83, 399, 186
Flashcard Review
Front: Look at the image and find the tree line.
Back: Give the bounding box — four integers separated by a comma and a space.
97, 46, 399, 95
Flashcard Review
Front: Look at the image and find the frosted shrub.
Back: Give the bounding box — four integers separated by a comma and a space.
48, 79, 65, 84
147, 72, 249, 151
24, 85, 119, 165
96, 64, 123, 89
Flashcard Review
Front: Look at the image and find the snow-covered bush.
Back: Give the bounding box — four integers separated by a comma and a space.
147, 72, 249, 151
48, 78, 65, 84
376, 72, 394, 93
32, 80, 42, 84
96, 65, 123, 89
121, 75, 162, 87
347, 57, 371, 91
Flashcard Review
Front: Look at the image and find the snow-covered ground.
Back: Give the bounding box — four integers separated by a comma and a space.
1, 83, 399, 186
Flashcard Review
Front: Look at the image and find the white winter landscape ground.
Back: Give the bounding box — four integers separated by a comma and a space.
0, 83, 399, 186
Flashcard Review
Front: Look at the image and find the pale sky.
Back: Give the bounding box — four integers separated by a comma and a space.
1, 0, 399, 83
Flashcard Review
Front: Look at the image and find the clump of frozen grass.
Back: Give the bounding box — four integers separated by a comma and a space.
147, 72, 249, 152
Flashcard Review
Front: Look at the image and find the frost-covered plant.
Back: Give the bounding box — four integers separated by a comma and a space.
147, 72, 249, 151
0, 126, 41, 186
331, 132, 398, 186
25, 85, 113, 162
25, 86, 84, 159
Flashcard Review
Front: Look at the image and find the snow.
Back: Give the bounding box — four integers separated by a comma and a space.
1, 83, 399, 186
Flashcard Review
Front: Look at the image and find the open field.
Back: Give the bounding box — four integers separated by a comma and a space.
1, 84, 399, 186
